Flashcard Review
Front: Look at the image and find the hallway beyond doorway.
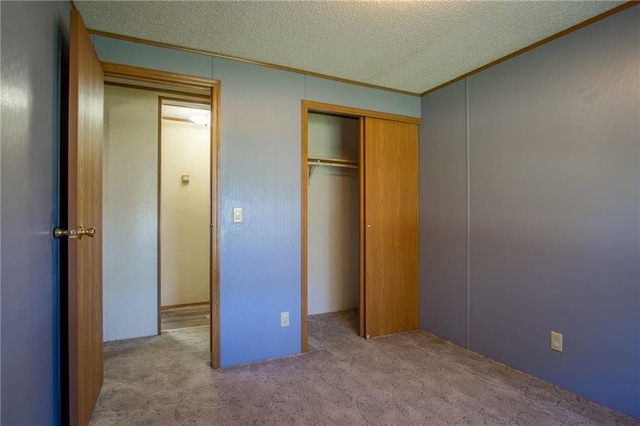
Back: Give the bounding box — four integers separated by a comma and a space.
161, 304, 210, 332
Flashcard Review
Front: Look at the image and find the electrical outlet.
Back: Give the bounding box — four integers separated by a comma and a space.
280, 311, 289, 327
551, 331, 563, 352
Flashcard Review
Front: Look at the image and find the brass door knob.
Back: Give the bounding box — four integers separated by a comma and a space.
53, 225, 96, 239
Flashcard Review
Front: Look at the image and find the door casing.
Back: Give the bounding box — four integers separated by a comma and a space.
102, 62, 222, 368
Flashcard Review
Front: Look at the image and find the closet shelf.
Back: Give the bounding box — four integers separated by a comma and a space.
307, 157, 359, 183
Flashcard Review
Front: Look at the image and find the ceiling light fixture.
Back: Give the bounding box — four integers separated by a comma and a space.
189, 113, 210, 126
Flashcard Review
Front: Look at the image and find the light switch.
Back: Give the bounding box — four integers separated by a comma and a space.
233, 207, 243, 223
181, 174, 190, 183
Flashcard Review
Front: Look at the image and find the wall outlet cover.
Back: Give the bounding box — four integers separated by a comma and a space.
551, 331, 563, 352
280, 311, 290, 327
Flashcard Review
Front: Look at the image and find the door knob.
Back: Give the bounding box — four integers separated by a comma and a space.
53, 225, 96, 239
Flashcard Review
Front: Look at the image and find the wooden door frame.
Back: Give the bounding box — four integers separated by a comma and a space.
300, 100, 420, 351
102, 62, 222, 368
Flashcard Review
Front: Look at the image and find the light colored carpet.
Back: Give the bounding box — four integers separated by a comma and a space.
91, 310, 638, 425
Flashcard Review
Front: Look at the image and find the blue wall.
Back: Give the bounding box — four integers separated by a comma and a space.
93, 36, 419, 367
420, 6, 640, 418
1, 1, 71, 424
5, 1, 637, 422
419, 79, 468, 348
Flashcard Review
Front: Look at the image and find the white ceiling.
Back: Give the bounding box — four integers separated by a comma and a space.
75, 1, 626, 95
162, 104, 210, 122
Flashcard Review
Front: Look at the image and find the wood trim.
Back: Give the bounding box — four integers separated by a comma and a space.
90, 30, 420, 97
102, 62, 219, 90
105, 80, 210, 101
421, 1, 639, 96
157, 96, 163, 336
303, 100, 420, 125
209, 83, 221, 369
161, 301, 210, 310
358, 117, 366, 338
301, 102, 309, 353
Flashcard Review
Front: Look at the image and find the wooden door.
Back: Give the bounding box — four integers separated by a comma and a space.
66, 9, 104, 426
362, 117, 419, 338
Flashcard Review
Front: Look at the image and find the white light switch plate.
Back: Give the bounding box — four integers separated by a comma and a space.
233, 207, 243, 223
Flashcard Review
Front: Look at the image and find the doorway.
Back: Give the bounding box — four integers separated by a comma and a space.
159, 98, 211, 333
101, 63, 221, 368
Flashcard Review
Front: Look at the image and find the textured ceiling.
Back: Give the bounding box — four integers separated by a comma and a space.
162, 104, 210, 122
76, 1, 626, 94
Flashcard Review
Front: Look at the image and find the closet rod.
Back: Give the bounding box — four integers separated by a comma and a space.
307, 157, 359, 168
307, 157, 359, 183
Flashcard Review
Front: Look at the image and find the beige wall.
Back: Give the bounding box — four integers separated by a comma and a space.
103, 85, 159, 340
160, 119, 210, 306
307, 114, 360, 315
103, 85, 211, 340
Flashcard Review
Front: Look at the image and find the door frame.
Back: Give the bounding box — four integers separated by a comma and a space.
103, 62, 222, 368
300, 100, 420, 351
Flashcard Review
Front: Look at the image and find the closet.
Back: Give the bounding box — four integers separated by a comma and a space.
307, 113, 360, 316
302, 101, 419, 349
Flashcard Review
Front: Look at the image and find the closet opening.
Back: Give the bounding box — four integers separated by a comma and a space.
304, 110, 362, 350
301, 100, 420, 352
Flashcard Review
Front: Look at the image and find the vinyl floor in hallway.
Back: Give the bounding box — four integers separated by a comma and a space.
161, 304, 210, 332
91, 310, 638, 425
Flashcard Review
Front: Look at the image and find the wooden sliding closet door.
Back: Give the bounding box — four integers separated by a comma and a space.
362, 117, 419, 338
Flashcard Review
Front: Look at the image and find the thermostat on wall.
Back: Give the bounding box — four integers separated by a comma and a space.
181, 174, 190, 183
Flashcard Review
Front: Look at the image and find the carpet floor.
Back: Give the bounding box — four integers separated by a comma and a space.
91, 310, 638, 425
